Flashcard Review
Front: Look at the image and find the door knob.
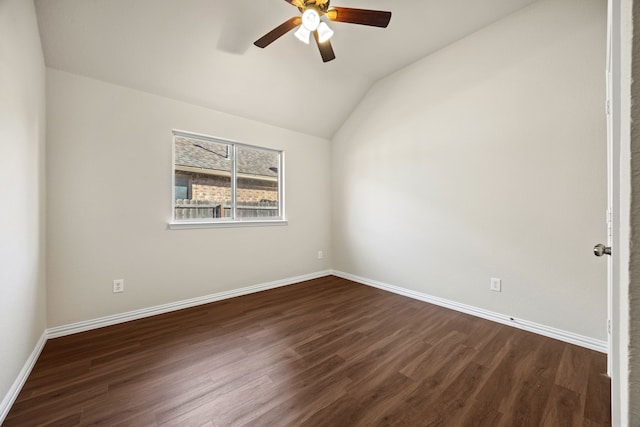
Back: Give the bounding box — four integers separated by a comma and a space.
594, 243, 611, 257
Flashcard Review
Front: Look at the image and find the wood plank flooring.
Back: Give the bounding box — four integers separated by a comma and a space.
5, 276, 611, 426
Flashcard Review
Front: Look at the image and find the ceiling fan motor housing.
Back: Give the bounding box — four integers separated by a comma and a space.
298, 0, 331, 14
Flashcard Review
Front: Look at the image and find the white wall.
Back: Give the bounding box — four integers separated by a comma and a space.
0, 0, 47, 415
332, 0, 608, 340
46, 69, 331, 327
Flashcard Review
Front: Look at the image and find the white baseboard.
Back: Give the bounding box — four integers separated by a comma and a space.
331, 270, 608, 353
47, 270, 332, 339
0, 330, 47, 425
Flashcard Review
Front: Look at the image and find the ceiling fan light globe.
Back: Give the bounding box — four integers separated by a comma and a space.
317, 22, 334, 43
294, 26, 311, 44
301, 9, 320, 31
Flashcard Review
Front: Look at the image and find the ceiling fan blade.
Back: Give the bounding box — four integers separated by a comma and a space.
254, 17, 302, 48
326, 7, 392, 28
313, 30, 336, 63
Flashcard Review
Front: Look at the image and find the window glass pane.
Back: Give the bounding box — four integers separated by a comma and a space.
174, 176, 190, 200
236, 146, 280, 219
174, 136, 231, 220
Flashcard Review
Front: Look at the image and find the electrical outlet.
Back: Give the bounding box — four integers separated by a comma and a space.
113, 279, 124, 293
317, 251, 324, 260
490, 278, 501, 292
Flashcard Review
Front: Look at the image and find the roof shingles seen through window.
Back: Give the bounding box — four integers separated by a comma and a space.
175, 137, 278, 178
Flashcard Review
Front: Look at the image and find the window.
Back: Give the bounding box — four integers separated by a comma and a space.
174, 176, 191, 200
171, 130, 285, 227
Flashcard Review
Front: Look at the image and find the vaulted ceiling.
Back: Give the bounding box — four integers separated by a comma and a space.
35, 0, 537, 138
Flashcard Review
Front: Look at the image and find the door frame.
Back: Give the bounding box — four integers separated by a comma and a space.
607, 0, 632, 424
606, 0, 614, 378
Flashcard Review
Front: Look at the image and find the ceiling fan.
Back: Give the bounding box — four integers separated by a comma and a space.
253, 0, 392, 63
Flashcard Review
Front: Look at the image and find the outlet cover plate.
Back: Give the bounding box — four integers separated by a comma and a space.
113, 279, 124, 293
490, 278, 501, 292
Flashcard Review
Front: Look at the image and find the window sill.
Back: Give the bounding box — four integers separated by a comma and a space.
168, 219, 288, 230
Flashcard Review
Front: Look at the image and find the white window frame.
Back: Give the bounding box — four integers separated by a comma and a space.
169, 130, 287, 229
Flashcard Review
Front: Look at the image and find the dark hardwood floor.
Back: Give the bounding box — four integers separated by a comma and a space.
5, 276, 611, 426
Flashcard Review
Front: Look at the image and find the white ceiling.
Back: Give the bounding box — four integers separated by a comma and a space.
35, 0, 537, 139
